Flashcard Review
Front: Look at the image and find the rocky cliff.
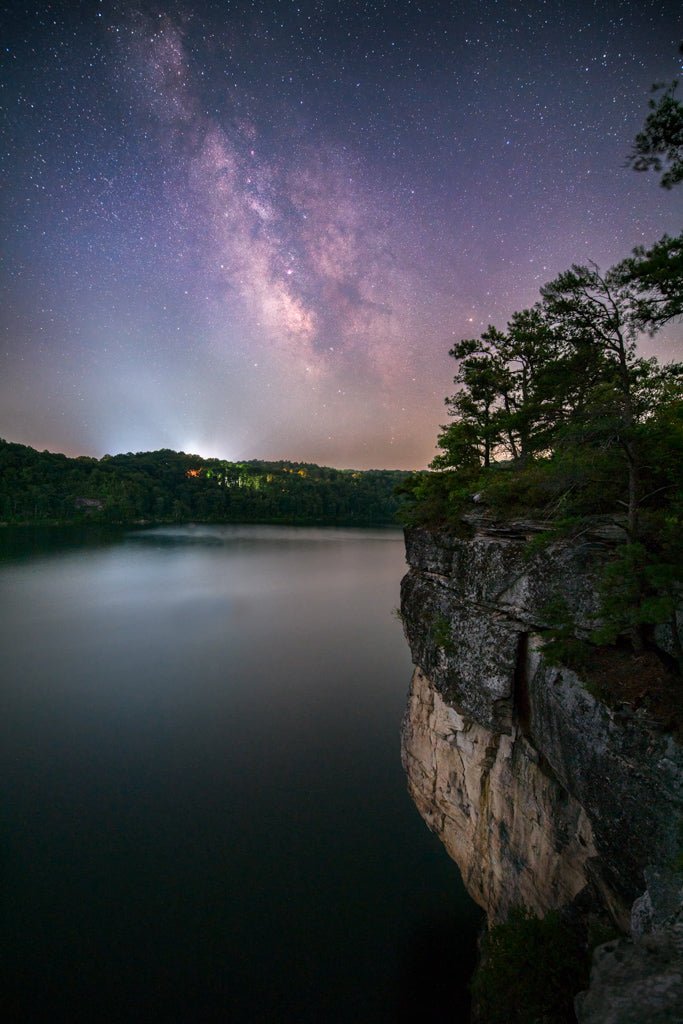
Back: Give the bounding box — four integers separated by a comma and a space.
400, 519, 683, 1021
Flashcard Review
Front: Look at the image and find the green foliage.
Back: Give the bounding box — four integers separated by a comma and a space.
399, 230, 683, 669
436, 310, 566, 470
423, 237, 682, 532
471, 907, 590, 1024
395, 469, 476, 527
613, 233, 683, 332
429, 613, 456, 655
409, 231, 679, 548
431, 420, 482, 472
522, 517, 590, 558
0, 441, 411, 528
522, 529, 561, 559
593, 541, 683, 658
540, 596, 591, 670
628, 78, 683, 189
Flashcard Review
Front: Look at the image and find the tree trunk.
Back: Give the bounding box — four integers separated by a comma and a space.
625, 445, 639, 541
670, 609, 683, 672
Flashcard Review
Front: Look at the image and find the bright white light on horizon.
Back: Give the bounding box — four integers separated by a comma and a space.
180, 440, 235, 461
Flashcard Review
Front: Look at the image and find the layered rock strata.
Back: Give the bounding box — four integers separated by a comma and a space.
400, 520, 683, 1019
403, 665, 597, 925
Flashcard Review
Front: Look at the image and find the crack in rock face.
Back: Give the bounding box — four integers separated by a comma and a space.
402, 667, 597, 926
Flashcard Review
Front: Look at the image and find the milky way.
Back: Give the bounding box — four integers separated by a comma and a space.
1, 1, 681, 468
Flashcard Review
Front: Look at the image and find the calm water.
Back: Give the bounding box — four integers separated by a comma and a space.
1, 525, 481, 1023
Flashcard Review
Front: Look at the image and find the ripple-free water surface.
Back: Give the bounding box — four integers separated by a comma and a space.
1, 525, 481, 1022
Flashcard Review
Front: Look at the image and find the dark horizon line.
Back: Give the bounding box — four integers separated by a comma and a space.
0, 435, 420, 476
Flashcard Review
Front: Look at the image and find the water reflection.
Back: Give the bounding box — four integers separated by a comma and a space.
1, 525, 482, 1022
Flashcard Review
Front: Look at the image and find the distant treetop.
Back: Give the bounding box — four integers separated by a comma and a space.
628, 55, 683, 189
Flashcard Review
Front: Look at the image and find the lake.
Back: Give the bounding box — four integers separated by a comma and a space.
1, 525, 481, 1022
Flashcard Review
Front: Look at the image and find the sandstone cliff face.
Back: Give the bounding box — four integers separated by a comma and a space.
400, 521, 683, 1019
402, 666, 597, 926
402, 519, 604, 731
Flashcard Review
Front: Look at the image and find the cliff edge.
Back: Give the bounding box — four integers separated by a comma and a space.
400, 520, 683, 1022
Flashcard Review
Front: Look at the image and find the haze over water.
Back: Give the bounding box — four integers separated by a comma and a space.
1, 525, 481, 1022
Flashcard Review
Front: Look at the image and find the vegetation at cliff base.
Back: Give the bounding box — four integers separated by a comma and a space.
0, 441, 409, 527
471, 908, 590, 1024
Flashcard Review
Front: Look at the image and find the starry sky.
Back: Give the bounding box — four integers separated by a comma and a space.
2, 1, 681, 469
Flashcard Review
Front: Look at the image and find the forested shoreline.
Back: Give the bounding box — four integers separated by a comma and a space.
0, 440, 409, 527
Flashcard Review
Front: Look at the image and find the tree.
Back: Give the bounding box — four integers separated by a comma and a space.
435, 301, 608, 475
436, 337, 508, 469
428, 245, 682, 548
628, 78, 683, 189
540, 261, 648, 538
436, 313, 564, 471
612, 232, 683, 331
493, 308, 565, 460
431, 419, 483, 472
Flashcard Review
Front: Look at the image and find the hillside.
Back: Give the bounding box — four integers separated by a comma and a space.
0, 440, 409, 527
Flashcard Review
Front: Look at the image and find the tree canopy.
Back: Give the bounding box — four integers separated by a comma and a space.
400, 232, 682, 664
0, 443, 410, 527
425, 234, 682, 527
628, 78, 683, 189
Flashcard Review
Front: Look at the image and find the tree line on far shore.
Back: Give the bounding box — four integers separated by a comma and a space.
0, 441, 409, 527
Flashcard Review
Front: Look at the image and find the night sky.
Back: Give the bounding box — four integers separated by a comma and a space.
2, 1, 681, 469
